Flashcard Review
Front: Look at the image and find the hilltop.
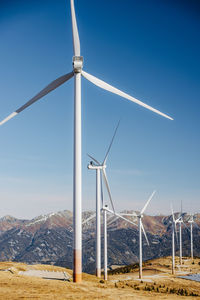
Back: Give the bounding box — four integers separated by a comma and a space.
0, 257, 200, 299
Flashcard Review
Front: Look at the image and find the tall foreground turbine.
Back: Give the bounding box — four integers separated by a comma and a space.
0, 0, 173, 282
87, 121, 120, 277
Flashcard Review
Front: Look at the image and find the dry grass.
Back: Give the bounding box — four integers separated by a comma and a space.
0, 257, 200, 299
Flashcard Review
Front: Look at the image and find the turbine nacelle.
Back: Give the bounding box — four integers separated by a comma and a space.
188, 219, 194, 223
188, 214, 194, 223
87, 163, 105, 170
73, 56, 83, 73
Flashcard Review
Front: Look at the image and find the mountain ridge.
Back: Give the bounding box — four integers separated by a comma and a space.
0, 210, 199, 273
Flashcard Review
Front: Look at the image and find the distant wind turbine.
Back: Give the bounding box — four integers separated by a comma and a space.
188, 213, 199, 261
122, 191, 156, 279
0, 0, 173, 282
177, 202, 188, 265
102, 205, 137, 281
87, 121, 120, 277
171, 205, 181, 275
178, 202, 184, 265
188, 214, 194, 261
82, 203, 137, 280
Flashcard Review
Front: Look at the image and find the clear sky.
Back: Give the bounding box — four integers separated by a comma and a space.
0, 0, 199, 219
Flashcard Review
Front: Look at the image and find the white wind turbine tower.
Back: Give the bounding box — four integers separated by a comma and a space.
188, 214, 194, 261
87, 121, 120, 277
171, 205, 181, 275
178, 202, 183, 265
102, 205, 137, 281
123, 191, 156, 279
177, 203, 190, 265
0, 0, 173, 282
188, 213, 199, 261
82, 186, 137, 280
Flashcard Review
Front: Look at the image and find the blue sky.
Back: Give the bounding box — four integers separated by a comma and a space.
0, 0, 199, 219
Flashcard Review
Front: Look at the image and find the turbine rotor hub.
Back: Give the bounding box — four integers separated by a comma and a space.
73, 56, 83, 73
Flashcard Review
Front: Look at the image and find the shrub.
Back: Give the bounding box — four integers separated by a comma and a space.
99, 280, 104, 284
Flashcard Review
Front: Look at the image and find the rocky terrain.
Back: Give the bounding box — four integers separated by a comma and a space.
0, 210, 199, 274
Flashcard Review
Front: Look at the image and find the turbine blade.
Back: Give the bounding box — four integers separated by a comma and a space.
107, 215, 118, 227
100, 171, 104, 206
70, 0, 80, 56
178, 200, 183, 219
171, 204, 175, 223
175, 224, 178, 244
140, 190, 156, 215
82, 213, 96, 225
194, 222, 200, 229
141, 221, 149, 246
82, 70, 173, 121
182, 221, 189, 232
87, 154, 100, 165
120, 212, 137, 217
103, 120, 120, 165
105, 207, 137, 227
102, 169, 115, 212
116, 213, 137, 227
0, 72, 74, 126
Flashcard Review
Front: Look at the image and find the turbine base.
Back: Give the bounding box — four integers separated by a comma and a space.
96, 268, 101, 278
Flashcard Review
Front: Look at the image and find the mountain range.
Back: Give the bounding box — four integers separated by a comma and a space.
0, 210, 199, 274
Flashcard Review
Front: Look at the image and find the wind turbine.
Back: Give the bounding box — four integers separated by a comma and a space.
188, 214, 194, 261
0, 0, 173, 282
87, 121, 120, 277
102, 205, 137, 281
178, 202, 183, 265
188, 213, 199, 261
177, 203, 191, 265
171, 205, 181, 275
82, 203, 137, 280
122, 191, 156, 279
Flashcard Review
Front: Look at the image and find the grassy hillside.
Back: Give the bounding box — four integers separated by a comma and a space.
0, 257, 200, 299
